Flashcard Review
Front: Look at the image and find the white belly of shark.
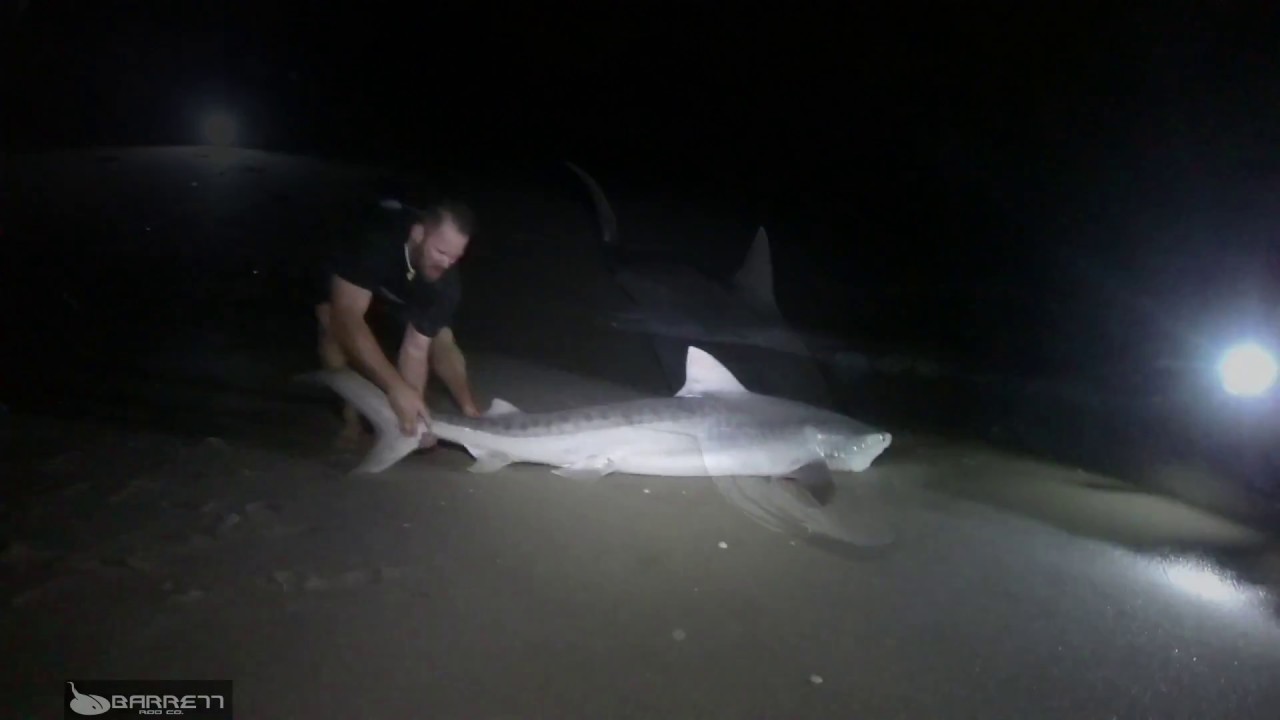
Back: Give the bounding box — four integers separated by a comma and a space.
306, 346, 894, 545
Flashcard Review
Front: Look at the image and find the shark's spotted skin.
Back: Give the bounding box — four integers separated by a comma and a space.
307, 346, 894, 546
443, 397, 825, 437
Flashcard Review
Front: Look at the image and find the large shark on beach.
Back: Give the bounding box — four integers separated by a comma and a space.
307, 346, 896, 546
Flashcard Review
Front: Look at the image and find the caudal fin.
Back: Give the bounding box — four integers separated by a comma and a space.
298, 369, 425, 474
565, 161, 619, 249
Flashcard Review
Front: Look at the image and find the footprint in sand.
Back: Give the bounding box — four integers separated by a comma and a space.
247, 499, 312, 538
168, 587, 206, 603
39, 450, 83, 475
186, 533, 218, 549
1, 541, 59, 571
108, 478, 161, 504
244, 500, 283, 526
60, 551, 163, 577
8, 550, 144, 609
61, 481, 91, 497
11, 583, 52, 608
123, 554, 162, 573
300, 570, 374, 592
215, 512, 243, 537
271, 566, 410, 593
199, 500, 307, 542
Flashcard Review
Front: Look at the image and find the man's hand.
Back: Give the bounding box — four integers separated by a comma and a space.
418, 429, 439, 449
387, 381, 429, 437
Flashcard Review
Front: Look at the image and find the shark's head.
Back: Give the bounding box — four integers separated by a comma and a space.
673, 345, 895, 473
806, 425, 893, 473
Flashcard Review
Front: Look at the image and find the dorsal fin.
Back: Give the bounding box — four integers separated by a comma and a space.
676, 346, 751, 397
731, 226, 781, 319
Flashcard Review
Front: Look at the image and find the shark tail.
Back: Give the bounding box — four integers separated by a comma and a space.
565, 159, 780, 323
297, 368, 425, 474
564, 161, 619, 250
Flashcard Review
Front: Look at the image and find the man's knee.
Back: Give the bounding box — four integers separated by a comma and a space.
429, 327, 457, 358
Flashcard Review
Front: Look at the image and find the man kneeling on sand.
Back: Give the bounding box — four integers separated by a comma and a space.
314, 197, 482, 448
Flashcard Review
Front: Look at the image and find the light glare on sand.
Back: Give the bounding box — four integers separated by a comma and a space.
1217, 342, 1277, 397
1160, 557, 1246, 605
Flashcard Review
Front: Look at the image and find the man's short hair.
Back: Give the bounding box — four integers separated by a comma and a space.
414, 200, 475, 237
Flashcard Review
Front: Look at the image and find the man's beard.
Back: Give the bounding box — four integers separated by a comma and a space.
415, 246, 445, 279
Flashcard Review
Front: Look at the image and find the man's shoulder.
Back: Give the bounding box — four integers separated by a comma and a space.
331, 204, 410, 270
354, 201, 416, 243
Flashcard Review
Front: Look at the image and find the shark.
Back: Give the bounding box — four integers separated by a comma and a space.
306, 346, 896, 545
563, 161, 884, 408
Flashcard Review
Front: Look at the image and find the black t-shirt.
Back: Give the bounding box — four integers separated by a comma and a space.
326, 202, 462, 338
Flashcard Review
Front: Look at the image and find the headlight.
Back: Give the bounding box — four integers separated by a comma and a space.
1217, 341, 1277, 397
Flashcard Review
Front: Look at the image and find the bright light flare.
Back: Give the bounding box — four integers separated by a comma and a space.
1217, 342, 1277, 397
202, 112, 237, 147
1160, 557, 1248, 605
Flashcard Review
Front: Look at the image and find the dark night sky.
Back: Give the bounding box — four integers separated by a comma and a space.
4, 0, 1279, 374
12, 2, 1276, 178
7, 2, 1276, 221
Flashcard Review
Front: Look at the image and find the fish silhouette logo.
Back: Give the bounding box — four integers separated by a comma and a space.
67, 682, 110, 715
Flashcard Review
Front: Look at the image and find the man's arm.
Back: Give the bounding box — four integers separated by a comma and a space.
397, 324, 431, 398
329, 275, 411, 395
430, 327, 480, 416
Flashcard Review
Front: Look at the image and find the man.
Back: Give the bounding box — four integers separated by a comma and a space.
315, 197, 481, 449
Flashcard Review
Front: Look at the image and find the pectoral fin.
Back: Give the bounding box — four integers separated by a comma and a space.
786, 462, 836, 506
553, 456, 616, 481
468, 450, 514, 473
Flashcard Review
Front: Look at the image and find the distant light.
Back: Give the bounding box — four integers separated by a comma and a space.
202, 112, 237, 147
1217, 342, 1277, 397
